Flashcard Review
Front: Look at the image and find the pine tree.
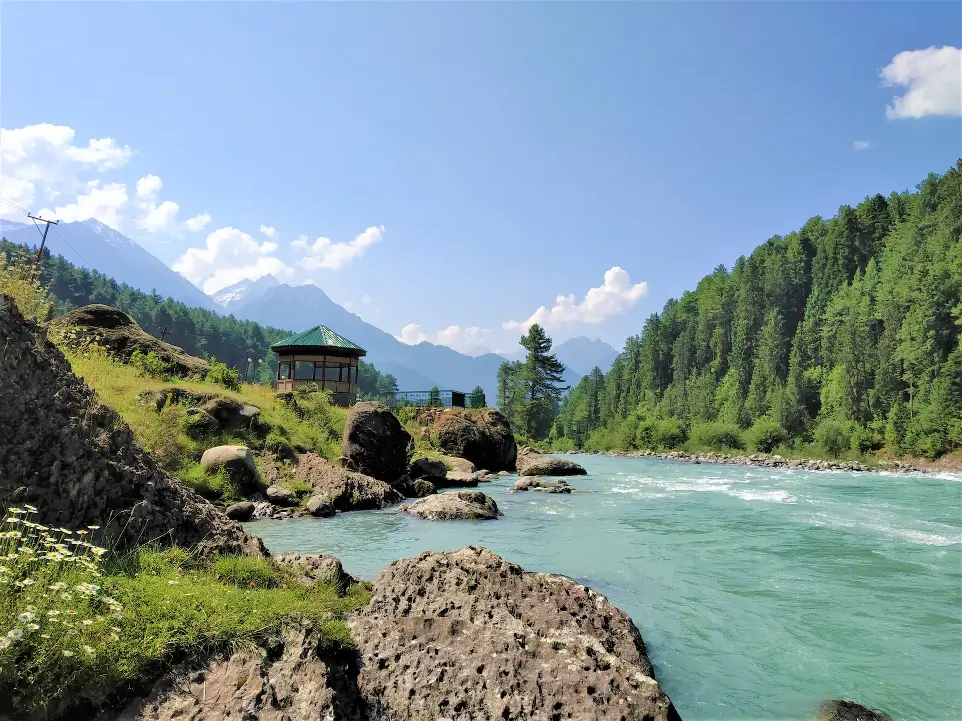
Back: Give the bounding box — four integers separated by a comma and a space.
516, 324, 567, 440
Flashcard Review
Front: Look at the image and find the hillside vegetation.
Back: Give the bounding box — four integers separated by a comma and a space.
554, 161, 962, 461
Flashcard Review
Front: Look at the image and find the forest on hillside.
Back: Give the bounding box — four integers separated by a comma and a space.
0, 241, 401, 400
553, 161, 962, 459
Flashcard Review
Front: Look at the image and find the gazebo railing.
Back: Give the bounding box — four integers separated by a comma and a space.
384, 390, 485, 409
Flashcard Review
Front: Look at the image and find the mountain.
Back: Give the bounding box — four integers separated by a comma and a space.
211, 274, 279, 312
236, 283, 505, 401
0, 218, 220, 312
553, 337, 618, 377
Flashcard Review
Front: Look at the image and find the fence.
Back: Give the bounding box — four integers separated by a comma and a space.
385, 389, 485, 409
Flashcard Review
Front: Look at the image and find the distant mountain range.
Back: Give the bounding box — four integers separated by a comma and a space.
1, 216, 618, 401
0, 218, 219, 311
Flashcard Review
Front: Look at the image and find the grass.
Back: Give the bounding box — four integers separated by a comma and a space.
0, 508, 371, 716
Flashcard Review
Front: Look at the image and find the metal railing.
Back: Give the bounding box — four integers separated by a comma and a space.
385, 389, 485, 409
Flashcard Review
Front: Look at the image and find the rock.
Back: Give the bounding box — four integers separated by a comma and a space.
439, 470, 482, 487
181, 408, 219, 438
306, 494, 335, 517
341, 401, 411, 482
516, 446, 588, 476
432, 408, 517, 471
817, 700, 893, 721
274, 553, 357, 591
224, 501, 255, 522
49, 304, 210, 378
119, 626, 365, 721
497, 470, 511, 476
266, 485, 296, 506
398, 490, 501, 520
350, 546, 680, 720
0, 295, 263, 557
201, 397, 265, 434
251, 501, 274, 519
409, 456, 447, 480
514, 477, 572, 493
200, 445, 262, 494
293, 452, 403, 512
391, 474, 417, 498
441, 454, 476, 473
412, 478, 437, 498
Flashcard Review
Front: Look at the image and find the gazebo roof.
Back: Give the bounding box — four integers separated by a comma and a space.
270, 325, 366, 354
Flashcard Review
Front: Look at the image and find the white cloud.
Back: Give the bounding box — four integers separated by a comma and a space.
881, 46, 962, 119
173, 226, 293, 294
37, 181, 129, 229
503, 266, 648, 332
0, 123, 132, 221
260, 225, 278, 239
853, 140, 874, 151
135, 174, 163, 200
184, 213, 212, 232
138, 199, 180, 232
292, 225, 385, 270
395, 323, 431, 345
395, 323, 491, 355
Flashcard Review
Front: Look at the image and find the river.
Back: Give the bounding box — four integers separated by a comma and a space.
246, 454, 962, 721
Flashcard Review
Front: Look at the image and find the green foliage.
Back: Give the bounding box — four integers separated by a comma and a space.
814, 419, 851, 458
205, 356, 241, 391
652, 419, 688, 449
468, 385, 486, 409
175, 461, 241, 502
497, 324, 568, 441
129, 349, 171, 380
689, 421, 745, 451
553, 161, 962, 460
0, 247, 53, 322
428, 386, 441, 407
746, 418, 788, 453
210, 555, 287, 589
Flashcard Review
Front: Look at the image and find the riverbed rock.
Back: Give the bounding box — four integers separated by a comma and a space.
441, 454, 476, 473
266, 484, 296, 506
817, 700, 893, 721
49, 304, 210, 378
274, 553, 358, 591
224, 501, 255, 522
200, 445, 262, 494
293, 452, 403, 511
516, 446, 588, 476
118, 625, 366, 721
398, 490, 501, 520
513, 477, 573, 493
0, 295, 263, 557
408, 456, 447, 480
412, 478, 437, 498
341, 401, 412, 482
438, 470, 482, 488
306, 494, 336, 517
350, 546, 680, 720
432, 408, 517, 472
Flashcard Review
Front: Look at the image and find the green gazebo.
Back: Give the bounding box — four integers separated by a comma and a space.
271, 325, 367, 406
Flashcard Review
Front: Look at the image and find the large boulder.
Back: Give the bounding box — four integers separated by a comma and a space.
200, 445, 262, 494
341, 401, 411, 482
274, 553, 358, 591
817, 701, 893, 721
265, 485, 296, 506
513, 477, 573, 493
408, 456, 447, 480
432, 408, 517, 472
350, 546, 681, 720
293, 452, 402, 512
224, 501, 255, 522
49, 304, 209, 378
0, 295, 263, 557
516, 446, 588, 476
438, 470, 482, 488
441, 454, 476, 473
398, 490, 501, 520
306, 494, 336, 517
202, 397, 265, 433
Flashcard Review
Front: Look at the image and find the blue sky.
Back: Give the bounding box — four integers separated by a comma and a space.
1, 2, 959, 355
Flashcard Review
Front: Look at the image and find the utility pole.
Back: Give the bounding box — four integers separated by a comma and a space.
157, 325, 170, 342
27, 214, 58, 279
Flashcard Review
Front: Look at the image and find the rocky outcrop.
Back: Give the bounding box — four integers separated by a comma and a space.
182, 408, 219, 438
817, 700, 893, 721
392, 474, 437, 499
432, 408, 517, 472
512, 477, 573, 493
225, 501, 255, 521
350, 546, 681, 720
266, 485, 296, 506
398, 491, 501, 520
341, 401, 411, 482
274, 553, 358, 591
409, 456, 447, 480
119, 625, 366, 721
442, 454, 476, 473
49, 304, 210, 378
0, 295, 263, 557
200, 445, 262, 494
202, 397, 266, 434
439, 470, 482, 488
516, 446, 588, 477
293, 452, 402, 511
306, 494, 335, 517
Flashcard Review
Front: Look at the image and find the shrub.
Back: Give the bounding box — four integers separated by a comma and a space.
548, 437, 578, 453
814, 419, 850, 457
130, 350, 171, 380
175, 461, 240, 502
210, 556, 286, 589
264, 429, 294, 457
689, 421, 745, 451
205, 356, 241, 391
0, 248, 53, 322
849, 424, 877, 455
746, 418, 788, 453
652, 419, 687, 449
634, 419, 659, 449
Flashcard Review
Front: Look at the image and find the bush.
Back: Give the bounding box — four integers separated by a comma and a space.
746, 418, 788, 453
849, 424, 877, 455
689, 421, 745, 451
210, 556, 286, 589
635, 419, 659, 449
814, 419, 850, 457
264, 429, 294, 457
130, 350, 171, 380
205, 356, 241, 391
0, 248, 53, 322
652, 419, 687, 449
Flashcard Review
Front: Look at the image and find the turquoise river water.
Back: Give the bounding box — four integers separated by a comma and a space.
246, 455, 962, 720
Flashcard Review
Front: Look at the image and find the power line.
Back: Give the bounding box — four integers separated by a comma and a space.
27, 214, 59, 278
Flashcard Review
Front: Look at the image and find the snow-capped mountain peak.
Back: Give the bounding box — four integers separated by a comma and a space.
210, 274, 280, 311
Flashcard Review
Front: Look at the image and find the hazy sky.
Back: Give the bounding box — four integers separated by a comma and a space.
1, 2, 959, 355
